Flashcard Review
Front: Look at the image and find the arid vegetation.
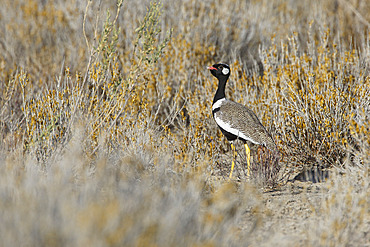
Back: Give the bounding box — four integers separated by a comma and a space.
0, 0, 369, 246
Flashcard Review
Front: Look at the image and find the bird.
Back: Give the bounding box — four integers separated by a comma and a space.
208, 63, 278, 178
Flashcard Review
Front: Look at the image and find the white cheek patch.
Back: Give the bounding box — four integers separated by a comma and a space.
222, 67, 229, 75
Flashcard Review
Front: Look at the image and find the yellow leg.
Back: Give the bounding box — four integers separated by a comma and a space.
244, 143, 251, 178
229, 143, 237, 178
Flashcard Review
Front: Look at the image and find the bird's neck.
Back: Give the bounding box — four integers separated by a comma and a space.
213, 77, 228, 104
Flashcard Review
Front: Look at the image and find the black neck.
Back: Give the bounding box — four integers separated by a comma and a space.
213, 77, 228, 104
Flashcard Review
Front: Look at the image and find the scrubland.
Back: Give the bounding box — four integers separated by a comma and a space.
0, 0, 369, 246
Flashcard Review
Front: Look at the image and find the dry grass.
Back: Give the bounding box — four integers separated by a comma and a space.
0, 0, 369, 246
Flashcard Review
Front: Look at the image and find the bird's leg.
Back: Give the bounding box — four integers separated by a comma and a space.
229, 143, 237, 178
244, 143, 251, 178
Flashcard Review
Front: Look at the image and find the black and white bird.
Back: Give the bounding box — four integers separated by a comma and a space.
208, 63, 278, 178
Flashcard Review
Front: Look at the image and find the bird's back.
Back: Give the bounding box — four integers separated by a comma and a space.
214, 99, 277, 151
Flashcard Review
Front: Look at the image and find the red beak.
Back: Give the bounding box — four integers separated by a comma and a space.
207, 66, 217, 70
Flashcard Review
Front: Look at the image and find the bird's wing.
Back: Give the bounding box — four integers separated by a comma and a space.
217, 100, 277, 150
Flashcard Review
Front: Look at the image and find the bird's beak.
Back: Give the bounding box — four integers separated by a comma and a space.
207, 66, 217, 70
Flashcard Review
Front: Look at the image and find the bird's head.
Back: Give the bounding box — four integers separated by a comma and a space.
207, 63, 230, 80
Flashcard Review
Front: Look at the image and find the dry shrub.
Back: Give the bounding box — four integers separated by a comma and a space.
0, 0, 369, 246
305, 166, 370, 246
0, 128, 262, 247
259, 29, 369, 170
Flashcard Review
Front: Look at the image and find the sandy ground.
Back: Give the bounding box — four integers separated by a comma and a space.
240, 179, 370, 246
